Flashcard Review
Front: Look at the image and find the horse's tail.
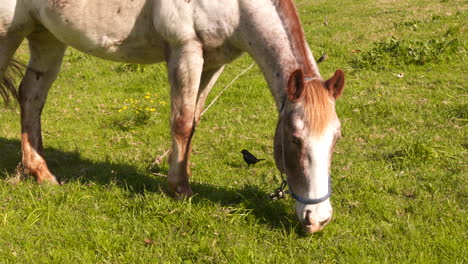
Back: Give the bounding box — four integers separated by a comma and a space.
1, 58, 25, 105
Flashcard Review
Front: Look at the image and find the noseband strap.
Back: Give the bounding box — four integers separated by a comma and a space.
271, 173, 332, 205
290, 175, 332, 205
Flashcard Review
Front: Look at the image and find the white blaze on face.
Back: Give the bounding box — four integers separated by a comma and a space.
307, 121, 336, 199
295, 117, 340, 229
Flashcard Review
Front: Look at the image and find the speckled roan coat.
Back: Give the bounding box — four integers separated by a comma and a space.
0, 0, 345, 233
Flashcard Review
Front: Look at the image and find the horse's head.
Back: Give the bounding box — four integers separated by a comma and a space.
274, 69, 345, 233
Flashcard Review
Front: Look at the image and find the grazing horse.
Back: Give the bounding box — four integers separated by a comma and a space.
0, 0, 345, 233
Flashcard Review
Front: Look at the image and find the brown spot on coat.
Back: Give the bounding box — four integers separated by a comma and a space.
48, 0, 69, 10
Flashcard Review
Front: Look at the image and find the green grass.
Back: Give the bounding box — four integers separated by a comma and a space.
1, 0, 466, 263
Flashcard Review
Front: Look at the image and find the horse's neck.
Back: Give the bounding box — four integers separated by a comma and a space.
237, 0, 320, 111
246, 38, 295, 110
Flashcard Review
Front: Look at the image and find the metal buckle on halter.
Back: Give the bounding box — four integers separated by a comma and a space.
268, 178, 288, 200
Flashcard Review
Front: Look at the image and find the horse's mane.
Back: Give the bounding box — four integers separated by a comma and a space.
275, 0, 333, 135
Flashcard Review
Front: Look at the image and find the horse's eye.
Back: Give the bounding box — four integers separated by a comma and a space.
292, 137, 302, 146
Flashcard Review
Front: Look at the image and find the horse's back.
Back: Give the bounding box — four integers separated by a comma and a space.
2, 0, 245, 65
24, 0, 166, 63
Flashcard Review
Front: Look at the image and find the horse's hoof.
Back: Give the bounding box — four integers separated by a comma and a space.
173, 185, 194, 200
36, 174, 59, 185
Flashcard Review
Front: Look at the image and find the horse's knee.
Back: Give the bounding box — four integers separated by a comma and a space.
172, 114, 195, 141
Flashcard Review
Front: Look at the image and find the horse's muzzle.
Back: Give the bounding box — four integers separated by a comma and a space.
303, 209, 332, 233
296, 200, 333, 233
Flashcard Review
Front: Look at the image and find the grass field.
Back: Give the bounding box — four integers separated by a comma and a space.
0, 0, 466, 263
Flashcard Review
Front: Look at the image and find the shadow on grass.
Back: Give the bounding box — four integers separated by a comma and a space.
0, 137, 297, 231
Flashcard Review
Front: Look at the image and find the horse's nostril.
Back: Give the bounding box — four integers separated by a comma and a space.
304, 210, 312, 225
319, 218, 330, 226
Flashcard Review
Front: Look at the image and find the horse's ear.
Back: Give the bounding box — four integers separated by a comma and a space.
287, 69, 305, 101
325, 69, 345, 99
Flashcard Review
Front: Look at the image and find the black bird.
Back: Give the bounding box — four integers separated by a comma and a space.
241, 149, 265, 167
316, 52, 328, 63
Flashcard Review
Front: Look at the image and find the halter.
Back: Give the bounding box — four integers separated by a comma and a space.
270, 76, 332, 205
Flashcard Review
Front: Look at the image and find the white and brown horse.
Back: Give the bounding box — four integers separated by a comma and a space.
0, 0, 344, 233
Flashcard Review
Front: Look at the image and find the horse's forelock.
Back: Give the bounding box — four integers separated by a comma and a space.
301, 80, 333, 135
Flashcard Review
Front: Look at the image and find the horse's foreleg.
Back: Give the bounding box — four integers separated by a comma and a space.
19, 31, 66, 184
167, 42, 204, 198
